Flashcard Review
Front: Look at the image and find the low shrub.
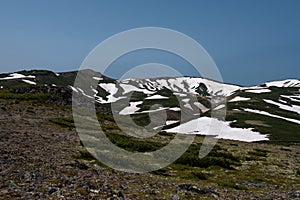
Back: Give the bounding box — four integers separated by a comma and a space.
49, 118, 75, 128
191, 171, 208, 180
248, 149, 268, 157
175, 144, 240, 169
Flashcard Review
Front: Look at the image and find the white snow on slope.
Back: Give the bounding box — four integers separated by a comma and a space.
174, 92, 187, 97
194, 102, 210, 112
91, 87, 98, 94
69, 86, 78, 93
99, 83, 122, 102
182, 98, 189, 103
169, 107, 181, 111
93, 77, 103, 81
183, 77, 241, 96
166, 120, 179, 125
70, 86, 93, 99
279, 99, 287, 104
136, 107, 169, 114
77, 88, 93, 99
266, 79, 300, 87
145, 94, 169, 100
0, 73, 35, 80
281, 94, 300, 103
119, 83, 155, 95
213, 104, 225, 110
165, 117, 268, 142
242, 108, 300, 125
263, 99, 300, 114
184, 104, 193, 110
182, 98, 193, 110
119, 84, 139, 95
22, 79, 36, 85
244, 89, 271, 93
134, 77, 241, 97
229, 96, 251, 102
119, 101, 143, 115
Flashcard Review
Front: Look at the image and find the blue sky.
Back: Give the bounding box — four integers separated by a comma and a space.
0, 0, 299, 86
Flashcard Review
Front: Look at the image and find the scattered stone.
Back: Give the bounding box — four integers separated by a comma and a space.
236, 181, 266, 188
6, 180, 18, 189
1, 104, 7, 111
90, 189, 100, 194
48, 187, 58, 194
171, 194, 180, 200
0, 189, 9, 195
67, 160, 89, 170
14, 99, 20, 104
289, 191, 300, 198
22, 171, 44, 182
178, 184, 218, 195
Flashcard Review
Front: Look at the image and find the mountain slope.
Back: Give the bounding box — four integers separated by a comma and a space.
0, 69, 299, 142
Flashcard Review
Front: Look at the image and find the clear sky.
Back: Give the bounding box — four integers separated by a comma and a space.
0, 0, 299, 86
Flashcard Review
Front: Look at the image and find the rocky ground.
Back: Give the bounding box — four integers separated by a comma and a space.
0, 99, 300, 199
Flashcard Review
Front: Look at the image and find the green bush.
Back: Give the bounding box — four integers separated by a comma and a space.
49, 118, 75, 128
248, 149, 268, 157
175, 144, 240, 169
191, 171, 208, 180
73, 151, 95, 161
106, 133, 165, 152
0, 89, 51, 100
221, 182, 247, 190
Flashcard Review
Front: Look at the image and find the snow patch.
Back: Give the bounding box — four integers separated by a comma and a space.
69, 86, 78, 93
174, 92, 187, 97
76, 88, 94, 99
182, 98, 189, 103
99, 83, 121, 102
165, 117, 268, 142
93, 76, 103, 81
194, 102, 210, 112
119, 84, 137, 95
0, 73, 35, 80
182, 98, 192, 110
119, 101, 142, 115
169, 107, 181, 111
183, 104, 193, 110
266, 79, 300, 87
263, 99, 300, 115
281, 95, 300, 103
165, 120, 179, 125
244, 89, 271, 93
145, 94, 169, 100
279, 99, 287, 104
22, 79, 36, 85
229, 96, 251, 102
213, 104, 225, 110
242, 108, 300, 125
133, 77, 241, 97
137, 107, 169, 114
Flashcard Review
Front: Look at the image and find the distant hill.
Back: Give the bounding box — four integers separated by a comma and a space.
0, 69, 299, 142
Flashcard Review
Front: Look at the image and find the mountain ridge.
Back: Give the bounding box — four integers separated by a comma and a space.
1, 69, 299, 142
1, 68, 299, 88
